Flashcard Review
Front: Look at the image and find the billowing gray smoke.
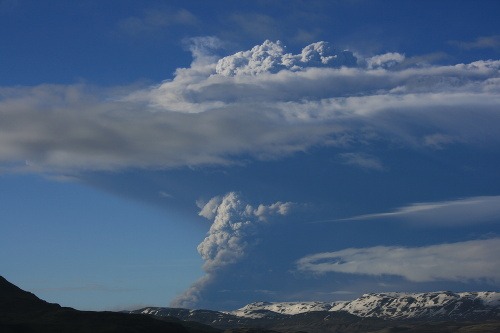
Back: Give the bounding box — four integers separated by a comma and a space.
171, 192, 294, 308
215, 40, 357, 76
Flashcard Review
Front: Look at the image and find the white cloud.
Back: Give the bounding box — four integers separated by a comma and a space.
451, 35, 500, 51
183, 36, 225, 67
339, 195, 500, 226
338, 152, 385, 171
158, 191, 173, 198
422, 133, 458, 149
366, 52, 405, 69
1, 40, 499, 173
296, 238, 500, 283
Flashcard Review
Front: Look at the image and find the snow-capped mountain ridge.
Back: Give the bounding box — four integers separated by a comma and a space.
230, 300, 336, 318
230, 291, 500, 320
130, 291, 499, 332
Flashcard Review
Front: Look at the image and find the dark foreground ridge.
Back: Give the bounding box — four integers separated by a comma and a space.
1, 275, 499, 333
0, 276, 219, 333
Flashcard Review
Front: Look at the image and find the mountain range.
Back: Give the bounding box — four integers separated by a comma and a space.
132, 291, 500, 332
230, 291, 500, 320
1, 275, 499, 332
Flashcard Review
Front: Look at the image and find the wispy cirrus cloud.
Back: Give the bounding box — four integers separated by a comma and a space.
422, 133, 459, 149
450, 35, 500, 51
296, 238, 500, 283
338, 152, 385, 171
338, 195, 500, 226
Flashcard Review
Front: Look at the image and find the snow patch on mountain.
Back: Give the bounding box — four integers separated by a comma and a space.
229, 301, 336, 318
329, 291, 500, 319
229, 291, 500, 320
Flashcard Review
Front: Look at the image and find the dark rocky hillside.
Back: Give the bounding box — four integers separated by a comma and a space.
0, 276, 217, 333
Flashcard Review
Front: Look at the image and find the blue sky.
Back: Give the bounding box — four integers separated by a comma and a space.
1, 0, 499, 311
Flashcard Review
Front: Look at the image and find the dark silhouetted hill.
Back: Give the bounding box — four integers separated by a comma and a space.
0, 276, 218, 333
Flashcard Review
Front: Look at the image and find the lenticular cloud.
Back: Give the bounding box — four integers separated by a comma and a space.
296, 238, 500, 283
